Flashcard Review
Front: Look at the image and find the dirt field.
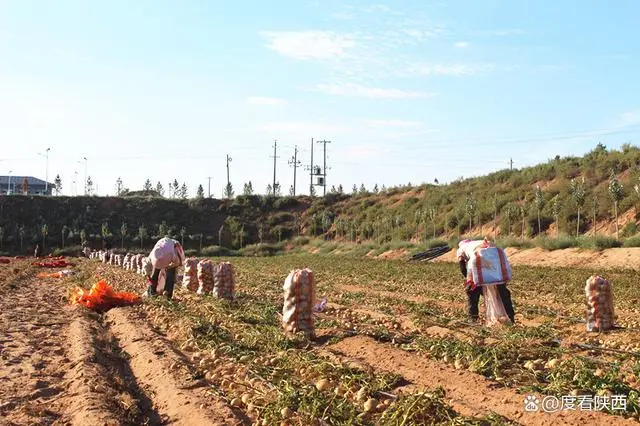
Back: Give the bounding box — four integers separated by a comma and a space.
1, 254, 639, 425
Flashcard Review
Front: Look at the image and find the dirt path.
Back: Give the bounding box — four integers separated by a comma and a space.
326, 335, 635, 426
0, 262, 247, 426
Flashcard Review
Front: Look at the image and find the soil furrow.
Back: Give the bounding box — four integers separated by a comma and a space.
104, 307, 249, 426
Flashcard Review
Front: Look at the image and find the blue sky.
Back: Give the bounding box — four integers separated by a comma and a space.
0, 0, 639, 196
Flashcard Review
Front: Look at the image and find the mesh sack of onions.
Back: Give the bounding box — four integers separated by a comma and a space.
585, 275, 615, 332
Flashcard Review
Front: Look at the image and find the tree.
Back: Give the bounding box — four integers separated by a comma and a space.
289, 185, 295, 196
591, 195, 599, 237
519, 197, 528, 240
427, 206, 437, 239
330, 185, 337, 194
373, 184, 379, 194
273, 182, 281, 197
180, 183, 188, 199
243, 181, 254, 196
53, 175, 62, 195
534, 185, 544, 235
310, 185, 316, 197
359, 184, 367, 195
143, 179, 153, 191
551, 195, 562, 235
224, 182, 234, 198
171, 179, 179, 198
492, 193, 499, 239
86, 176, 94, 196
337, 184, 344, 195
101, 222, 112, 240
505, 204, 516, 235
138, 225, 148, 249
608, 170, 624, 240
18, 226, 24, 252
569, 178, 586, 236
158, 221, 169, 238
120, 222, 127, 248
196, 184, 204, 199
156, 181, 165, 197
22, 177, 29, 194
465, 193, 476, 231
180, 226, 186, 246
266, 184, 273, 196
61, 225, 69, 248
0, 226, 4, 249
41, 223, 48, 250
352, 184, 358, 195
634, 180, 640, 217
80, 229, 86, 245
115, 177, 124, 196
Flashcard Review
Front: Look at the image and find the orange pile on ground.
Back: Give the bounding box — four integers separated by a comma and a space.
70, 279, 141, 312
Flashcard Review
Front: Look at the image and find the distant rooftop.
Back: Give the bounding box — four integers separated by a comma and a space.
0, 176, 53, 186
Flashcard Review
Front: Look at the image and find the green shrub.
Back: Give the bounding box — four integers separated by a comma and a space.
622, 236, 640, 247
535, 236, 579, 250
622, 222, 638, 238
423, 238, 449, 249
495, 237, 534, 249
200, 245, 238, 257
578, 236, 622, 250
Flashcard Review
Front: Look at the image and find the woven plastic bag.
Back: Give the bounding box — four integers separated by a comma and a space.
585, 275, 615, 332
141, 256, 153, 277
483, 285, 511, 326
213, 262, 235, 300
182, 258, 199, 292
197, 259, 214, 294
282, 269, 315, 339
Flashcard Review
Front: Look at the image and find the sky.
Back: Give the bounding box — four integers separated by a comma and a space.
0, 0, 639, 197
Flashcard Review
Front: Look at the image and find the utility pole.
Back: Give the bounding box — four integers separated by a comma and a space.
510, 158, 513, 170
270, 139, 279, 195
309, 138, 314, 195
288, 145, 301, 196
206, 176, 212, 197
226, 155, 232, 195
316, 140, 331, 196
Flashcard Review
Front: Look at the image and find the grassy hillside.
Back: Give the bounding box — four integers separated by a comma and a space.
1, 143, 639, 256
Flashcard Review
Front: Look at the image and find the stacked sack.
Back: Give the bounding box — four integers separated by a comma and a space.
141, 256, 153, 276
115, 254, 123, 267
182, 258, 199, 292
585, 275, 615, 332
197, 259, 214, 294
282, 268, 315, 339
213, 262, 235, 300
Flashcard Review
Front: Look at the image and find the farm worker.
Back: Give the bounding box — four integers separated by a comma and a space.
456, 238, 515, 323
81, 241, 90, 258
144, 237, 185, 299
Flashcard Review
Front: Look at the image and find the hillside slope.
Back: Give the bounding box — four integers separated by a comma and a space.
0, 143, 639, 255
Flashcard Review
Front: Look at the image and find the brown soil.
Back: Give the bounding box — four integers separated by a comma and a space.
0, 260, 247, 426
327, 335, 634, 425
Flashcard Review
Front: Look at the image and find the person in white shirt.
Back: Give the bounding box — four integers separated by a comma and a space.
144, 237, 185, 299
457, 238, 515, 323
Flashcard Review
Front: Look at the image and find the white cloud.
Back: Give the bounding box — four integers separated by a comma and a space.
362, 119, 422, 128
259, 31, 356, 60
621, 110, 640, 126
247, 96, 286, 106
408, 63, 494, 76
454, 41, 469, 48
309, 82, 434, 99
